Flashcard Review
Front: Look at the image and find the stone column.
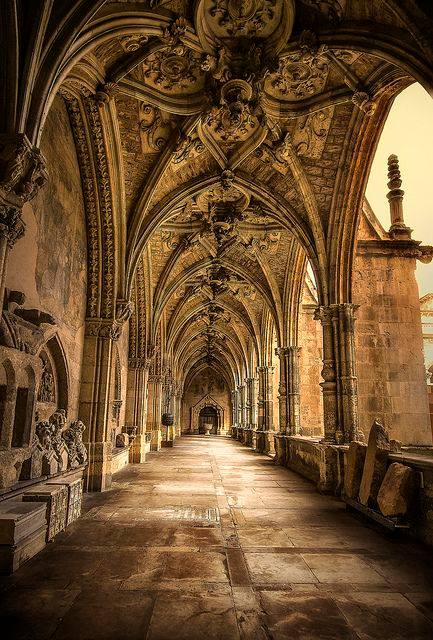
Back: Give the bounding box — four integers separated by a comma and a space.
275, 346, 301, 463
231, 389, 238, 438
79, 319, 118, 491
275, 346, 301, 434
125, 358, 149, 463
315, 303, 360, 444
173, 385, 182, 437
147, 374, 163, 451
237, 384, 246, 440
0, 134, 48, 306
245, 377, 256, 447
257, 365, 274, 453
314, 306, 338, 443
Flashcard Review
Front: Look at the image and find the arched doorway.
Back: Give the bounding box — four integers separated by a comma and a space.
198, 406, 219, 435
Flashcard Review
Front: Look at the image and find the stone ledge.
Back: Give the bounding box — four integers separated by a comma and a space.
0, 465, 86, 503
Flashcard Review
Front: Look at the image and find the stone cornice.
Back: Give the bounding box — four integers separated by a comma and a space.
357, 239, 433, 263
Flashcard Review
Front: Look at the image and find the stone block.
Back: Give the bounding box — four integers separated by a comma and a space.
47, 477, 83, 526
0, 501, 47, 544
359, 419, 390, 507
0, 525, 47, 575
344, 442, 367, 499
23, 483, 68, 541
377, 463, 417, 517
0, 501, 47, 574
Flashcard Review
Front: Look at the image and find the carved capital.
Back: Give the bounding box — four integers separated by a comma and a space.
95, 83, 119, 106
128, 357, 149, 370
85, 318, 121, 341
314, 305, 333, 325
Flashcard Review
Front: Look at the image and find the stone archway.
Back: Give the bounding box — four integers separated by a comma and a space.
198, 405, 219, 435
191, 394, 225, 435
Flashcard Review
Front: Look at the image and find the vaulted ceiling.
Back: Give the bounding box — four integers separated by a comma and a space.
4, 0, 432, 390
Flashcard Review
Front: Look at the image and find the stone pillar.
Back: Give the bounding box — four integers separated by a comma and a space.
387, 154, 412, 240
237, 384, 246, 440
125, 358, 149, 463
79, 319, 118, 491
275, 346, 301, 436
315, 303, 360, 444
275, 346, 301, 464
245, 377, 257, 447
0, 134, 48, 306
257, 365, 274, 453
173, 386, 182, 437
231, 389, 238, 438
314, 306, 338, 443
147, 374, 163, 451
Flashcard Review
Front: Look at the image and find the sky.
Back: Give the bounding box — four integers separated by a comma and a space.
365, 83, 433, 297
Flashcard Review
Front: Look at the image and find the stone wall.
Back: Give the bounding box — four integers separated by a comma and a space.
181, 367, 232, 433
353, 251, 431, 445
6, 95, 87, 420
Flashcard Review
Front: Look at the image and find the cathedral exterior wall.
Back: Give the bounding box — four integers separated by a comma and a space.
353, 252, 431, 445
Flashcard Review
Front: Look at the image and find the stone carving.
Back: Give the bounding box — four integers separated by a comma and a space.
139, 104, 174, 152
254, 132, 293, 174
50, 410, 69, 471
63, 420, 88, 467
0, 289, 56, 354
38, 352, 55, 403
292, 107, 334, 159
172, 133, 205, 165
143, 19, 204, 92
201, 47, 232, 83
244, 230, 280, 253
351, 90, 376, 116
20, 435, 44, 480
85, 97, 116, 317
120, 34, 149, 52
63, 97, 100, 317
32, 411, 88, 474
271, 32, 329, 99
210, 0, 277, 37
196, 203, 245, 245
204, 80, 258, 142
358, 419, 390, 507
160, 230, 179, 251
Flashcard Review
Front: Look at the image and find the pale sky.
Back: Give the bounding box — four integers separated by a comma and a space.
365, 83, 433, 296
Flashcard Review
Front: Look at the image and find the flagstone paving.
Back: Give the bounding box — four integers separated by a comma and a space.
1, 435, 433, 639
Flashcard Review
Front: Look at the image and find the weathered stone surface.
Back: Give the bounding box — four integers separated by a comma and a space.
344, 441, 367, 499
377, 462, 417, 517
359, 419, 390, 507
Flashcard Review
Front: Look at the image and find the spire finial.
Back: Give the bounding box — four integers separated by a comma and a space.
387, 154, 411, 239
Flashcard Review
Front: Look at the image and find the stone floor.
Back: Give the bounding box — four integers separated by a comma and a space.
1, 435, 433, 639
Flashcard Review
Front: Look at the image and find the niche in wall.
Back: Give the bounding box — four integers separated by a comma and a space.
36, 334, 69, 422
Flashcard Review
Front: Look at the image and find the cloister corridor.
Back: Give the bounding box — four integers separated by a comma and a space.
1, 435, 433, 640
